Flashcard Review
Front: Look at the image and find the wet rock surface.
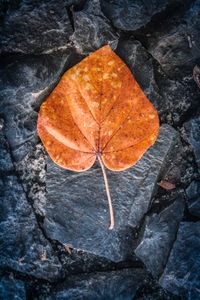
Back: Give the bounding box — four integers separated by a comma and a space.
0, 0, 200, 298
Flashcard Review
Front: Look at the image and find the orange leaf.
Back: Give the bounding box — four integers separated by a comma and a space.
37, 45, 159, 229
157, 180, 176, 190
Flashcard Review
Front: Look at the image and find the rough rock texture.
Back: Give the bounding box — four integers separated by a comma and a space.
146, 0, 200, 80
43, 125, 178, 262
16, 143, 47, 217
46, 269, 148, 300
160, 222, 200, 299
184, 113, 200, 172
0, 51, 73, 162
186, 180, 200, 218
100, 0, 179, 31
0, 0, 73, 54
116, 39, 199, 126
0, 276, 26, 300
71, 0, 119, 55
135, 197, 185, 277
0, 127, 62, 281
0, 0, 200, 298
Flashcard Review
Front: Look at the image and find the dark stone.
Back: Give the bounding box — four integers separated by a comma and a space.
100, 0, 178, 32
16, 143, 47, 217
0, 130, 62, 281
46, 268, 148, 300
0, 276, 26, 300
43, 125, 178, 262
186, 180, 200, 218
135, 197, 185, 277
159, 222, 200, 299
116, 39, 198, 126
71, 0, 119, 55
184, 113, 200, 172
0, 51, 72, 162
0, 0, 73, 54
147, 0, 200, 80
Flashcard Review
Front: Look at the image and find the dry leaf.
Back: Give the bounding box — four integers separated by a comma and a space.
157, 180, 176, 190
38, 45, 159, 229
41, 250, 46, 261
17, 257, 24, 265
63, 243, 72, 254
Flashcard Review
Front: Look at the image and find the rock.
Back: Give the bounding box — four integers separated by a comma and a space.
134, 197, 185, 278
0, 276, 26, 300
43, 124, 179, 262
16, 143, 47, 217
186, 180, 200, 218
46, 268, 148, 300
0, 51, 73, 162
159, 222, 200, 299
134, 281, 180, 300
71, 0, 118, 55
147, 0, 200, 80
0, 130, 62, 281
184, 113, 200, 172
100, 0, 179, 32
116, 39, 197, 126
0, 0, 73, 54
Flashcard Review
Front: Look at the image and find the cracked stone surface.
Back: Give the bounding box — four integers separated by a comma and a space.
0, 0, 199, 298
0, 51, 73, 162
43, 125, 178, 262
116, 39, 200, 126
46, 269, 148, 300
0, 0, 73, 54
71, 0, 119, 55
184, 112, 200, 172
100, 0, 179, 32
186, 180, 200, 218
159, 222, 200, 299
0, 128, 62, 281
0, 276, 26, 300
135, 196, 185, 277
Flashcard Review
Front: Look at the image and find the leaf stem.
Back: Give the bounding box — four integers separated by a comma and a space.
97, 154, 114, 230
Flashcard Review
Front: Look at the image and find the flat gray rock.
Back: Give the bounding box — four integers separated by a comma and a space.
0, 129, 62, 281
46, 268, 148, 300
71, 0, 118, 55
0, 276, 26, 300
184, 113, 200, 172
0, 51, 72, 162
159, 222, 200, 299
43, 125, 178, 262
186, 180, 200, 218
100, 0, 178, 31
0, 0, 73, 54
135, 197, 185, 277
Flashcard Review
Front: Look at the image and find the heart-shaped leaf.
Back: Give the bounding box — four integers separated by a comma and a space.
38, 45, 159, 229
